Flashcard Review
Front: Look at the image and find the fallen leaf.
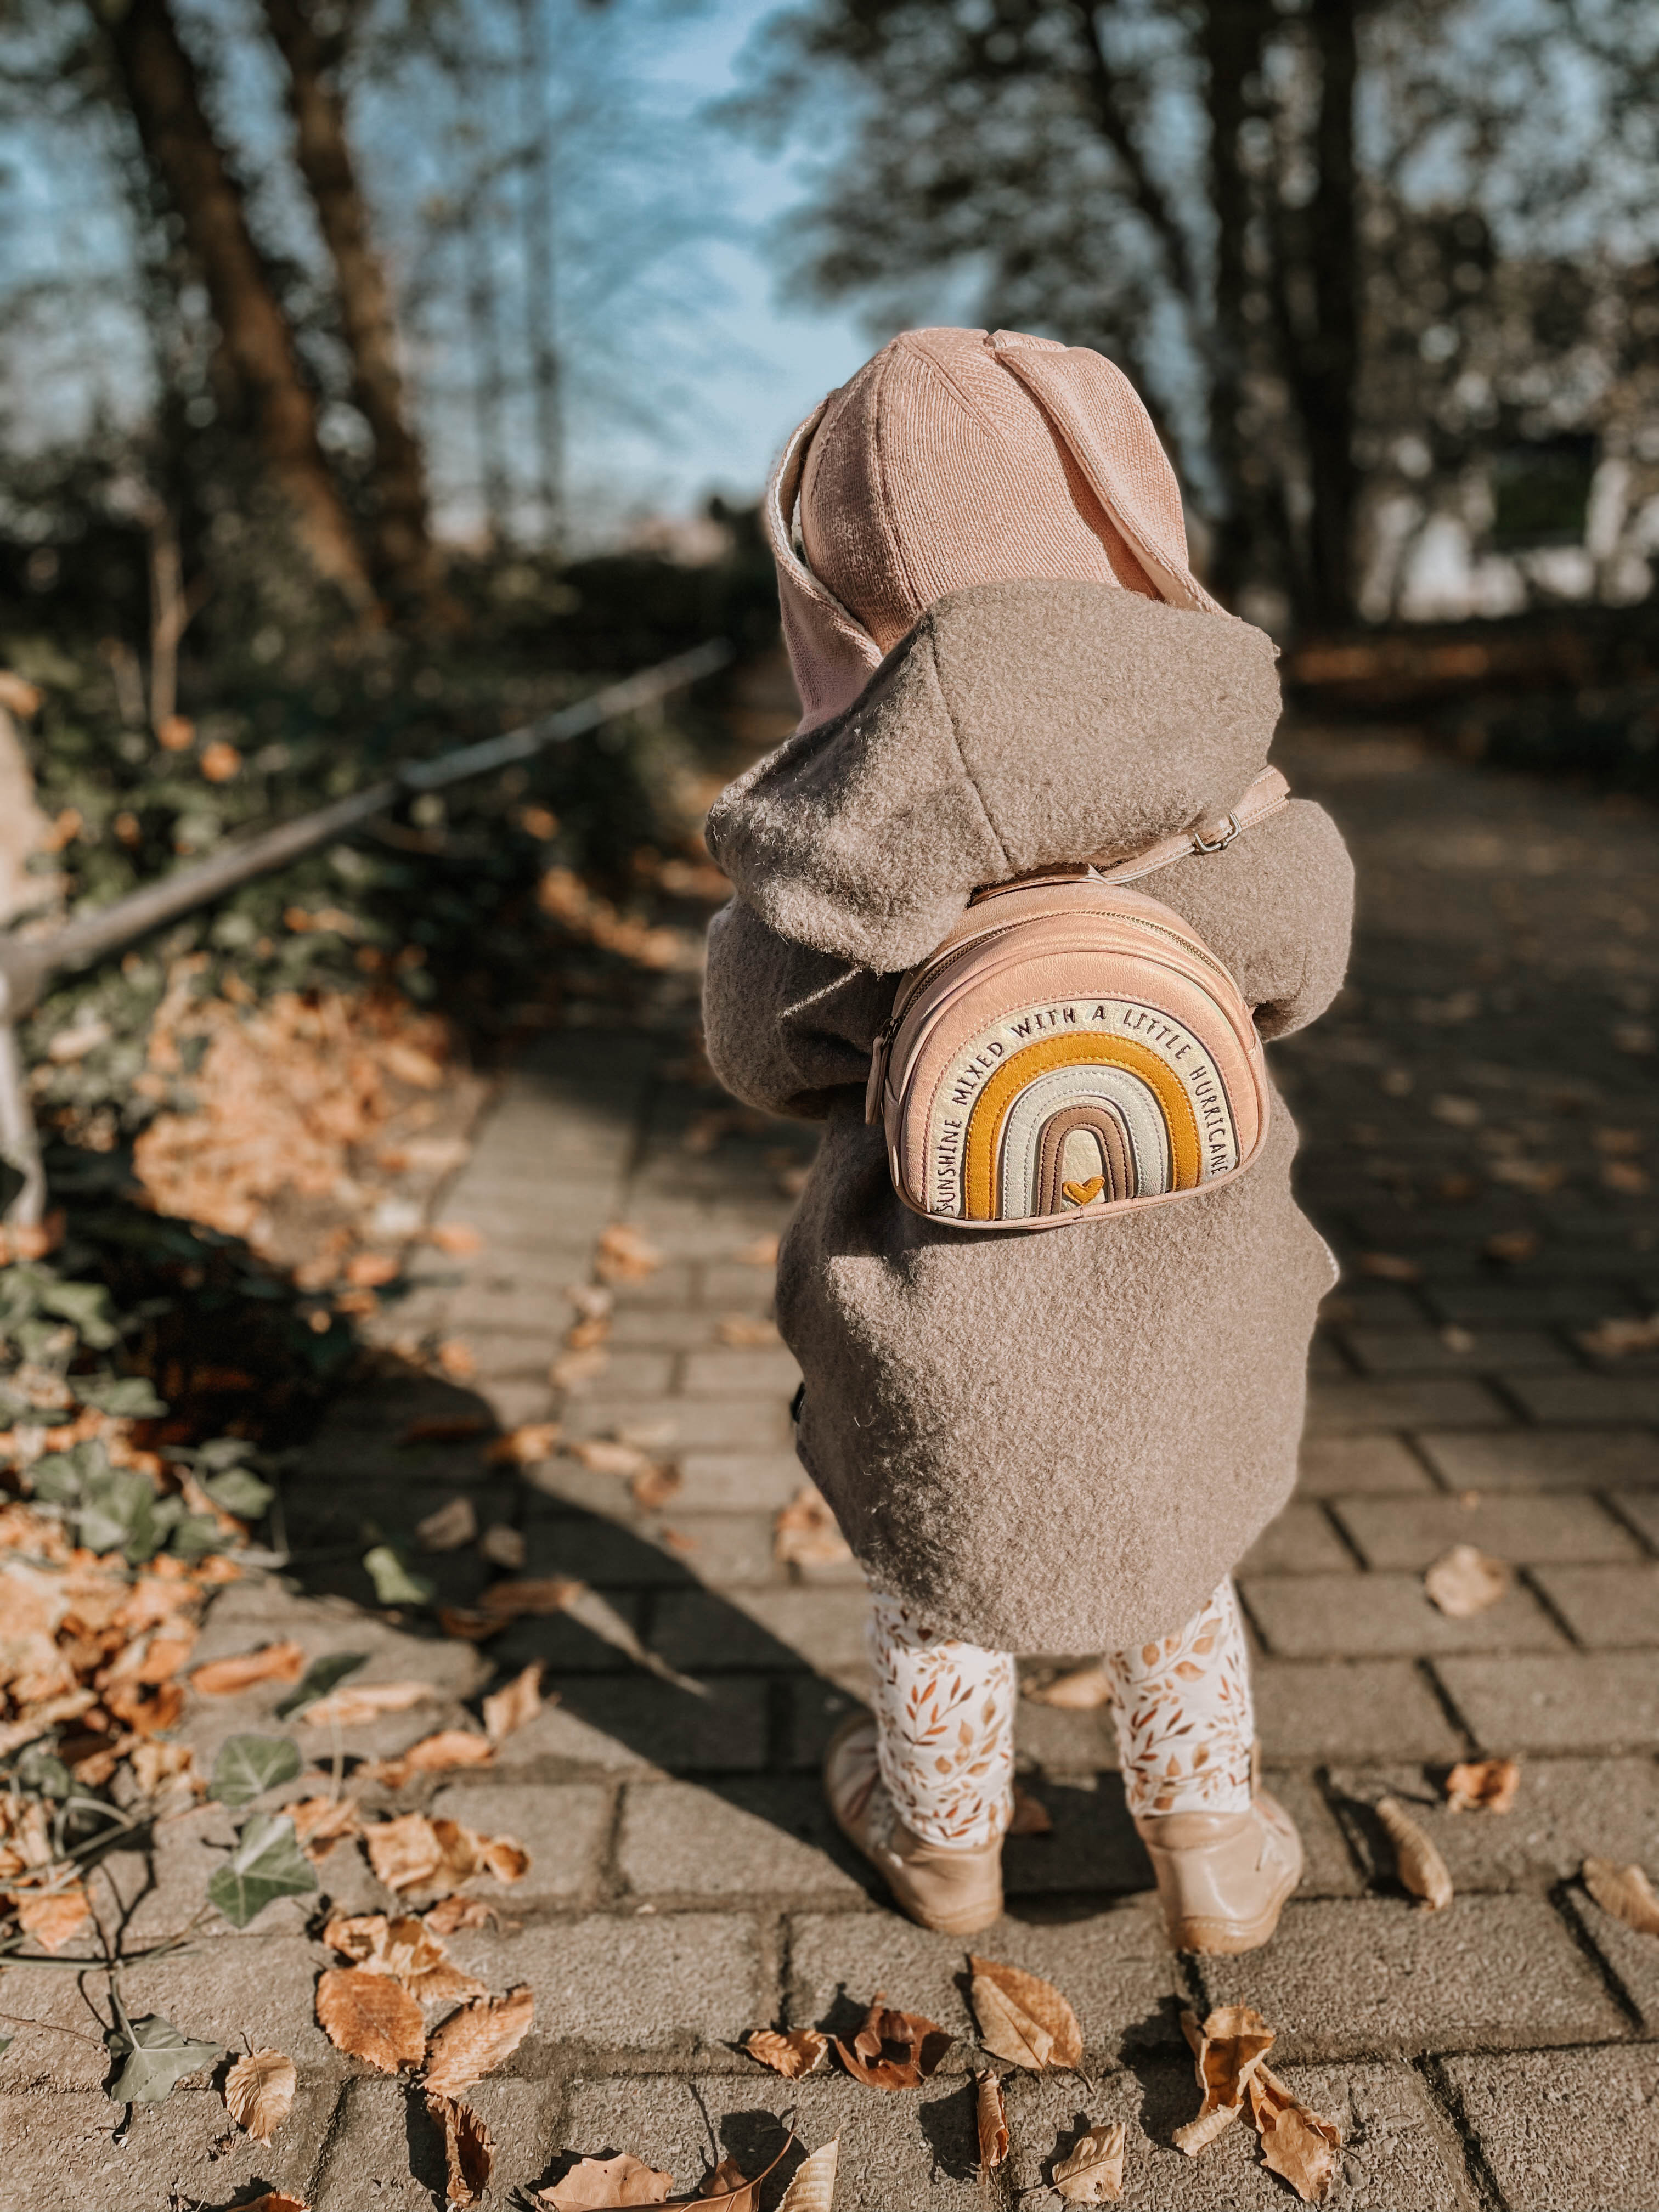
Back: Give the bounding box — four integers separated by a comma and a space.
975, 2070, 1009, 2174
537, 2151, 674, 2207
273, 1651, 369, 1719
1483, 1229, 1539, 1265
129, 1741, 199, 1798
427, 2092, 494, 2205
363, 1545, 436, 1607
190, 1641, 304, 1695
487, 1422, 562, 1465
1583, 1857, 1659, 1934
1052, 2119, 1126, 2202
1247, 2064, 1341, 2203
1578, 1314, 1659, 1358
772, 1486, 852, 1567
1355, 1251, 1421, 1283
10, 1886, 91, 1951
718, 1315, 780, 1346
1175, 2005, 1276, 2153
323, 1908, 488, 2004
551, 1348, 610, 1390
1023, 1662, 1113, 1709
299, 1681, 435, 1729
437, 1339, 477, 1382
483, 1662, 545, 1743
569, 1440, 650, 1478
1424, 1543, 1510, 1618
743, 2027, 827, 2078
629, 1462, 682, 1511
286, 1797, 363, 1855
698, 2156, 755, 2208
208, 1733, 303, 1807
565, 1316, 612, 1350
1010, 1784, 1053, 1836
774, 2138, 838, 2212
968, 1954, 1082, 2072
1444, 1758, 1521, 1814
105, 2010, 223, 2104
424, 1895, 495, 1936
479, 1523, 528, 1568
241, 2196, 310, 2212
366, 1730, 495, 1788
596, 1223, 664, 1282
316, 1966, 426, 2073
424, 1984, 534, 2094
367, 1812, 527, 1895
832, 1993, 952, 2089
346, 1251, 400, 1288
208, 1812, 318, 1927
415, 1498, 478, 1552
428, 1222, 484, 1256
223, 2048, 297, 2144
1376, 1797, 1454, 1910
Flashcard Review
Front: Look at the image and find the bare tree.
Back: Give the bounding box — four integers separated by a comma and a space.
258, 0, 443, 611
102, 0, 376, 611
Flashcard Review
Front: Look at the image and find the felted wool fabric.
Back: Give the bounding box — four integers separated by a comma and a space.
703, 579, 1354, 1656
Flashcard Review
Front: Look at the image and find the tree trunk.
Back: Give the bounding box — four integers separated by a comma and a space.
258, 0, 442, 611
103, 0, 376, 612
1285, 0, 1362, 628
1198, 0, 1276, 607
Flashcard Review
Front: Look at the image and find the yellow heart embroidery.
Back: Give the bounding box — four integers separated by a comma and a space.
1062, 1176, 1106, 1207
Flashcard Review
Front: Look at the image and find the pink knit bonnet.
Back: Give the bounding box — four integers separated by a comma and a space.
765, 325, 1221, 729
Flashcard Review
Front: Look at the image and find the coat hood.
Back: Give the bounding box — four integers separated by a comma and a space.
706, 579, 1282, 974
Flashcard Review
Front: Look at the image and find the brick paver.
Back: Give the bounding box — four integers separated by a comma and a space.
8, 723, 1659, 2209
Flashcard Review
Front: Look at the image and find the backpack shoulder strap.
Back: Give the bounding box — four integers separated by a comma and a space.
1087, 766, 1291, 887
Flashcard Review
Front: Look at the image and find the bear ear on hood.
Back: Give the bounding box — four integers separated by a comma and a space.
763, 397, 885, 734
985, 331, 1223, 617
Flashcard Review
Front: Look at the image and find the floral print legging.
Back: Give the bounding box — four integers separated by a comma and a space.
868, 1578, 1254, 1850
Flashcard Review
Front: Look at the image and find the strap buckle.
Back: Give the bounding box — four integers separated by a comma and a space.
1191, 811, 1240, 855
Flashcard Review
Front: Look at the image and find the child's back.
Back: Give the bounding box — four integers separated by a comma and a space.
702, 326, 1353, 1949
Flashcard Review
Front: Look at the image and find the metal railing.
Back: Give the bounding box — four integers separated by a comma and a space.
0, 639, 731, 1228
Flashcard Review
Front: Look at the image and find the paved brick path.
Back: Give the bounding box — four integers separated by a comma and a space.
2, 724, 1656, 2208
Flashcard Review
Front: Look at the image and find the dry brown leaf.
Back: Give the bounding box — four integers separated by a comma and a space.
478, 1525, 527, 1569
1175, 2005, 1276, 2153
190, 1641, 305, 1695
487, 1422, 563, 1465
565, 1316, 612, 1351
772, 1486, 852, 1568
552, 1348, 610, 1391
423, 1984, 534, 2095
300, 1681, 435, 1729
415, 1497, 478, 1552
367, 1730, 494, 1788
537, 2152, 675, 2207
224, 2049, 297, 2145
569, 1440, 650, 1479
1583, 1857, 1659, 1934
975, 2071, 1009, 2174
241, 2196, 310, 2212
595, 1223, 664, 1283
629, 1461, 682, 1511
324, 1911, 487, 2005
10, 1886, 91, 1951
833, 1993, 953, 2090
1444, 1758, 1521, 1814
1376, 1797, 1453, 1910
698, 2157, 754, 2208
129, 1741, 199, 1797
1424, 1543, 1510, 1618
364, 1812, 529, 1895
968, 1954, 1083, 2072
1023, 1662, 1113, 1709
287, 1798, 363, 1855
1579, 1313, 1659, 1357
483, 1662, 545, 1743
743, 2027, 827, 2079
427, 2093, 493, 2207
428, 1221, 484, 1256
424, 1896, 495, 1936
1248, 2064, 1341, 2204
436, 1339, 477, 1382
1484, 1229, 1539, 1265
315, 1965, 426, 2073
718, 1314, 781, 1346
1355, 1251, 1421, 1283
480, 1576, 585, 1624
774, 2139, 838, 2212
1010, 1784, 1053, 1836
1052, 2119, 1126, 2202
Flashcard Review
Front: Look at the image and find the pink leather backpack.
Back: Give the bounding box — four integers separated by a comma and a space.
864, 769, 1289, 1231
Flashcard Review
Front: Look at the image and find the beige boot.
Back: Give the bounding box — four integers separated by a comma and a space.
1133, 1787, 1302, 1954
824, 1713, 1004, 1936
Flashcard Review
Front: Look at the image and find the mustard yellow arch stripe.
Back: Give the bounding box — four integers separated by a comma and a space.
961, 1031, 1203, 1220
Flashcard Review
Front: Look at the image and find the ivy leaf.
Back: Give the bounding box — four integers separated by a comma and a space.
208, 1734, 303, 1808
13, 1745, 74, 1801
104, 2011, 223, 2104
273, 1651, 368, 1720
207, 1813, 318, 1927
72, 1374, 167, 1418
200, 1465, 275, 1518
30, 1439, 105, 1507
76, 1464, 161, 1562
39, 1278, 119, 1348
363, 1545, 435, 1607
167, 1511, 227, 1562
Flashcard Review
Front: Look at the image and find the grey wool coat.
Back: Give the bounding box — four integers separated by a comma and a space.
702, 580, 1355, 1655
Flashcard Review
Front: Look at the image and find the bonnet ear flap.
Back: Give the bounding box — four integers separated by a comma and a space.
764, 399, 886, 730
988, 332, 1225, 616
